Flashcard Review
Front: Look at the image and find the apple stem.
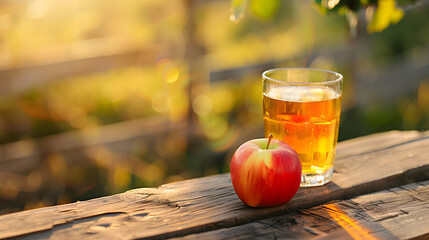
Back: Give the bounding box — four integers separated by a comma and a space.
267, 134, 273, 149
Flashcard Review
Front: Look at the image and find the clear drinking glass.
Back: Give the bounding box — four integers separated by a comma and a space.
262, 68, 343, 187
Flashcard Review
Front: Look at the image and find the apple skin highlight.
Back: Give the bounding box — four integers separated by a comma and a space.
230, 138, 302, 207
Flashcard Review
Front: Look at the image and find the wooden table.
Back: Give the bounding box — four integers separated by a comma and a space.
1, 130, 428, 239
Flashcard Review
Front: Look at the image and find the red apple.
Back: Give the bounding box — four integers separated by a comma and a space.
230, 136, 302, 207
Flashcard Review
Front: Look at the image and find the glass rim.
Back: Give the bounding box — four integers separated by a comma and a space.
262, 67, 343, 85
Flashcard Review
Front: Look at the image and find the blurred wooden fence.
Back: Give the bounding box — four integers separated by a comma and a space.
1, 43, 429, 173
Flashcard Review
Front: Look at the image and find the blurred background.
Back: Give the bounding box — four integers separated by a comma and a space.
0, 0, 428, 214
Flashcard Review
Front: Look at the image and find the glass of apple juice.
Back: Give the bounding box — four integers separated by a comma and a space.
262, 68, 343, 187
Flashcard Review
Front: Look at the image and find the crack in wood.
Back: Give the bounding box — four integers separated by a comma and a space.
387, 188, 400, 194
132, 213, 149, 218
400, 209, 409, 215
409, 194, 427, 202
303, 226, 321, 236
374, 211, 408, 222
58, 208, 78, 213
299, 209, 333, 222
255, 220, 295, 234
151, 199, 182, 208
321, 205, 346, 215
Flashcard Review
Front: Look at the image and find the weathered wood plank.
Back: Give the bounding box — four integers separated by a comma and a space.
334, 130, 424, 160
175, 180, 429, 240
0, 130, 428, 239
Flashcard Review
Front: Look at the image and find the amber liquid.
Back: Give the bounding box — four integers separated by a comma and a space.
263, 86, 342, 175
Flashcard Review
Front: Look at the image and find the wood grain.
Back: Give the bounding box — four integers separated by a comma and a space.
175, 180, 429, 240
1, 130, 428, 239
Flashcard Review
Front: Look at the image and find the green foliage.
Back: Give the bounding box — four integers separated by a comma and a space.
231, 0, 415, 33
250, 0, 280, 21
367, 0, 404, 33
314, 0, 414, 33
